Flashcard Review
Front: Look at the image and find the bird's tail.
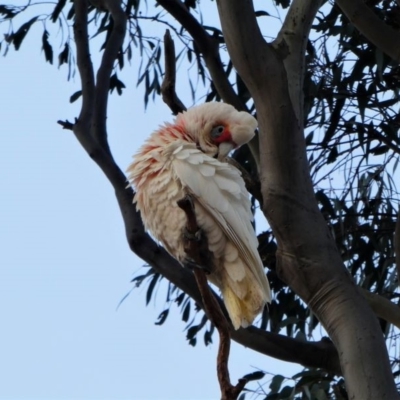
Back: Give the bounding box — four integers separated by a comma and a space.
221, 265, 269, 330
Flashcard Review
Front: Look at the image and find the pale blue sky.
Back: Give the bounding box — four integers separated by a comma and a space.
0, 4, 298, 399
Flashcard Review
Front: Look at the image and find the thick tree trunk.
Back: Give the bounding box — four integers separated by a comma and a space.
216, 0, 399, 398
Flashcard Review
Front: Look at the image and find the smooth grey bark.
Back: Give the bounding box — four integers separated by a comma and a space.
216, 0, 399, 399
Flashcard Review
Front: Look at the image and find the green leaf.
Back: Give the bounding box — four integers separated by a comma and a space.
109, 73, 126, 95
181, 301, 190, 322
42, 30, 53, 64
242, 370, 265, 382
269, 374, 285, 393
11, 16, 39, 50
275, 0, 290, 9
186, 325, 200, 346
255, 10, 270, 17
66, 3, 75, 20
51, 0, 67, 22
278, 385, 295, 399
69, 90, 82, 103
316, 190, 336, 217
0, 5, 18, 18
175, 292, 185, 306
356, 82, 368, 122
305, 131, 314, 146
58, 43, 69, 67
155, 309, 169, 325
204, 326, 213, 346
146, 272, 159, 305
327, 146, 338, 164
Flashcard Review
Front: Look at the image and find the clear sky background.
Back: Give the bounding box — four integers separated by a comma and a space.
0, 3, 298, 399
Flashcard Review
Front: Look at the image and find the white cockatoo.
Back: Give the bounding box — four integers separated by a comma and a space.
127, 102, 271, 329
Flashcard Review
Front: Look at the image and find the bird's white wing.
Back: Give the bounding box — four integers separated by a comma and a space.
164, 141, 270, 298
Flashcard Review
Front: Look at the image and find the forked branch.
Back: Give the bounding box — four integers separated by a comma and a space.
157, 0, 245, 112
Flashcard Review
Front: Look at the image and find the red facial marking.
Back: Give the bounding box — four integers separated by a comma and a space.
213, 128, 232, 144
213, 128, 238, 148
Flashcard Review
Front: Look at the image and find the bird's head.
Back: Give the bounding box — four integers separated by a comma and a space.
175, 102, 257, 160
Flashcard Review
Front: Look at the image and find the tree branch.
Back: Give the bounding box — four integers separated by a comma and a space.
161, 29, 186, 115
336, 0, 400, 63
73, 0, 95, 127
274, 0, 323, 123
360, 287, 400, 329
94, 0, 127, 153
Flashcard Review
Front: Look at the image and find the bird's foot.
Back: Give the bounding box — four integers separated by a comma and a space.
183, 227, 202, 242
183, 256, 212, 274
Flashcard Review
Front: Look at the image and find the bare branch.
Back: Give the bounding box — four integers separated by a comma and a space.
94, 0, 127, 153
57, 119, 75, 130
156, 0, 245, 111
73, 0, 95, 126
274, 0, 323, 123
161, 30, 187, 115
361, 288, 400, 329
336, 0, 400, 62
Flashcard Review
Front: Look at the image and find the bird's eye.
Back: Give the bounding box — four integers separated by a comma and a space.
211, 125, 225, 139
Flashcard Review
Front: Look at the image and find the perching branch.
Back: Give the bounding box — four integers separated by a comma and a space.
177, 195, 247, 400
335, 0, 400, 63
161, 29, 186, 115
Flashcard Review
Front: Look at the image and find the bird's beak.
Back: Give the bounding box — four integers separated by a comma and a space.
217, 141, 235, 160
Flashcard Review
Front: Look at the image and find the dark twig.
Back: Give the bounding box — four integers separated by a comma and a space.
161, 30, 187, 115
177, 195, 247, 400
57, 119, 75, 130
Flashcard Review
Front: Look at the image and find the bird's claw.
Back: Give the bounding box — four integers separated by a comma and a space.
183, 227, 202, 241
183, 257, 212, 274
